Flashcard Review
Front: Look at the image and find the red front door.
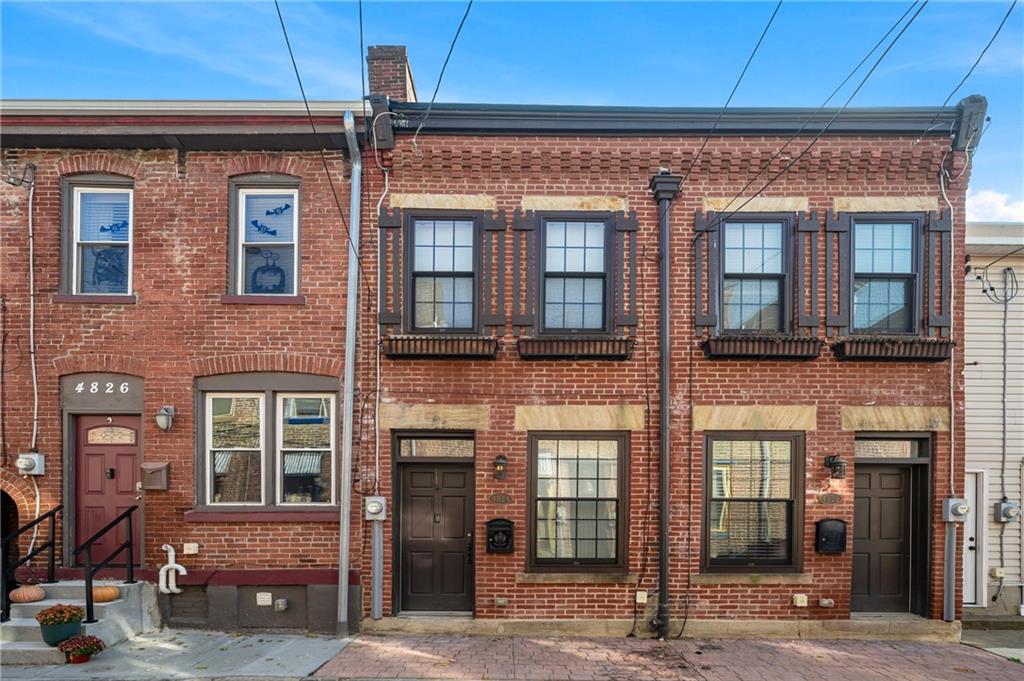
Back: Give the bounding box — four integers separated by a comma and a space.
75, 415, 140, 565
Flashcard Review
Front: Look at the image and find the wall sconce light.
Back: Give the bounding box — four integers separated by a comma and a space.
493, 454, 508, 481
155, 406, 176, 432
824, 455, 847, 479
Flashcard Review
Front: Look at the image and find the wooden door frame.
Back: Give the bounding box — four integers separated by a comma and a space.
390, 431, 476, 615
963, 469, 988, 607
63, 411, 144, 568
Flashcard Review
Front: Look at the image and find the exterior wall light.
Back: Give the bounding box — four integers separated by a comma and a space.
824, 455, 847, 479
493, 454, 508, 481
155, 406, 176, 432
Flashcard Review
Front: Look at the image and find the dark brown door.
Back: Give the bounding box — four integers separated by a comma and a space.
399, 463, 474, 612
75, 415, 140, 564
852, 465, 910, 611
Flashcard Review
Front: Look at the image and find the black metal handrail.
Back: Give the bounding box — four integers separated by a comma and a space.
72, 505, 137, 623
1, 504, 62, 622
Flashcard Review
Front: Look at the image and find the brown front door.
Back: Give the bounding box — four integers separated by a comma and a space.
75, 415, 140, 564
852, 465, 910, 611
398, 463, 474, 612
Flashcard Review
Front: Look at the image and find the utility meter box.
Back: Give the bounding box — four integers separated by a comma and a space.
815, 518, 847, 554
15, 453, 44, 476
364, 496, 387, 521
943, 498, 970, 522
485, 518, 514, 553
996, 501, 1021, 523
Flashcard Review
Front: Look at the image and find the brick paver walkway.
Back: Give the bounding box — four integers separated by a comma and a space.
315, 635, 1021, 681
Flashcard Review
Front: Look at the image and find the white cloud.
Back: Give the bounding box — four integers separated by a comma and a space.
967, 189, 1024, 222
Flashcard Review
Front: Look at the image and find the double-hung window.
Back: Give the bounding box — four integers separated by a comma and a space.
411, 218, 475, 331
72, 186, 134, 295
852, 220, 915, 333
704, 433, 803, 572
234, 186, 299, 296
529, 433, 628, 570
277, 394, 335, 504
721, 220, 785, 332
542, 219, 608, 332
207, 394, 265, 505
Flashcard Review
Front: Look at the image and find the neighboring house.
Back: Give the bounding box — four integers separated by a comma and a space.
0, 44, 990, 640
962, 221, 1024, 621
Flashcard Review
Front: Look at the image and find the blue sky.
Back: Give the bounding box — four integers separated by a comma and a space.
2, 1, 1022, 220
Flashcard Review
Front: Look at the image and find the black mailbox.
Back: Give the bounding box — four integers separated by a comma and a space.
815, 518, 847, 554
485, 518, 514, 553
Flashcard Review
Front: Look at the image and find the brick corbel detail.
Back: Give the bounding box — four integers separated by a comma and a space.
225, 154, 312, 179
56, 152, 142, 179
189, 353, 342, 378
53, 353, 146, 377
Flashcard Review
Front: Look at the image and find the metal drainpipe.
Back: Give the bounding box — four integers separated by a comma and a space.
649, 171, 682, 639
337, 110, 362, 636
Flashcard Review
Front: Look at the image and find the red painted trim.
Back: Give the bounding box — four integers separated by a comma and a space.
54, 294, 137, 304
20, 567, 350, 586
183, 509, 338, 523
219, 294, 307, 306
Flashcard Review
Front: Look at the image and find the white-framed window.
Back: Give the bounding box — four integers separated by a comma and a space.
72, 186, 134, 294
237, 187, 299, 295
276, 393, 335, 505
206, 393, 265, 505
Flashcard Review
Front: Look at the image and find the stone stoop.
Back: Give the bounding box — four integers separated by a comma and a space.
0, 581, 159, 665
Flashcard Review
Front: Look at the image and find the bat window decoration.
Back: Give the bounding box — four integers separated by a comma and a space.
249, 248, 287, 294
265, 203, 291, 216
98, 219, 129, 235
250, 219, 278, 237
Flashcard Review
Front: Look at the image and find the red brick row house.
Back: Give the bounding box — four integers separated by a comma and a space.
0, 45, 986, 640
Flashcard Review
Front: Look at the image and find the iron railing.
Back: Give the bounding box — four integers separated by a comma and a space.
0, 504, 62, 622
72, 505, 137, 623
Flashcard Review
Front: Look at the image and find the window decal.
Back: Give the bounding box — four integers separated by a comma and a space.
248, 249, 287, 294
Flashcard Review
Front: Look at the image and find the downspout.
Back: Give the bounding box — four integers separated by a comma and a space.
649, 170, 682, 639
337, 110, 361, 636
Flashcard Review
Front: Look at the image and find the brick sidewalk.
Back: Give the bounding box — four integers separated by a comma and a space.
314, 635, 1020, 681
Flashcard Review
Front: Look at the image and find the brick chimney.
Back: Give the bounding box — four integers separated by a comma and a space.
367, 46, 417, 102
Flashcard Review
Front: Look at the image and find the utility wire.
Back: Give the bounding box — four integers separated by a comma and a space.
680, 0, 783, 182
359, 0, 367, 106
705, 0, 930, 232
411, 0, 474, 149
703, 0, 921, 215
273, 0, 372, 303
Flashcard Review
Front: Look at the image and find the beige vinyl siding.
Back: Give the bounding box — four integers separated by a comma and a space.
964, 255, 1024, 588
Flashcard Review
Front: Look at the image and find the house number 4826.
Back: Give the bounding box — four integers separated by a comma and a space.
75, 381, 129, 395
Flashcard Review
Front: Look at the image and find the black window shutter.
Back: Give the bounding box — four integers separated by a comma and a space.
378, 206, 403, 333
612, 210, 639, 332
512, 209, 539, 335
694, 211, 719, 329
795, 212, 821, 332
825, 211, 851, 337
926, 210, 952, 337
480, 211, 508, 335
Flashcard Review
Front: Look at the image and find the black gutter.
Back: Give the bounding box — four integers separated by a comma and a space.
649, 170, 682, 640
391, 97, 984, 148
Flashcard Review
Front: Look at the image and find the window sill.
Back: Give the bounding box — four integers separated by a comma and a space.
833, 336, 953, 362
54, 294, 137, 304
691, 573, 810, 585
184, 508, 338, 522
380, 335, 500, 359
220, 295, 306, 305
701, 335, 822, 360
516, 336, 636, 360
516, 572, 638, 585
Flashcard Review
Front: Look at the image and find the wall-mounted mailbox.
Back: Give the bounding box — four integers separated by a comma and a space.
485, 518, 514, 553
815, 518, 847, 554
140, 462, 170, 491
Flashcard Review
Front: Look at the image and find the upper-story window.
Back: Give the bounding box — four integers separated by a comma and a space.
721, 220, 785, 332
542, 219, 609, 332
411, 218, 475, 331
852, 220, 915, 334
236, 188, 299, 296
63, 178, 135, 296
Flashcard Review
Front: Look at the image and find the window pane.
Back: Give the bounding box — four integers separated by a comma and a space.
723, 222, 783, 274
211, 451, 262, 503
79, 245, 129, 293
243, 193, 295, 243
79, 191, 130, 242
281, 451, 331, 503
243, 245, 295, 295
708, 500, 790, 564
855, 439, 919, 458
453, 221, 473, 246
281, 397, 331, 449
710, 440, 792, 499
412, 276, 473, 329
546, 221, 604, 275
722, 278, 782, 331
854, 223, 913, 274
853, 277, 912, 332
398, 438, 474, 457
545, 276, 603, 330
211, 396, 261, 449
413, 219, 473, 274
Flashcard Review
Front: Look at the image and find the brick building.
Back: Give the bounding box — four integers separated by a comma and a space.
0, 45, 988, 639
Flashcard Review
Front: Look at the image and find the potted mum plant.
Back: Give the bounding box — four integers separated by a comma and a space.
34, 604, 84, 646
57, 635, 105, 664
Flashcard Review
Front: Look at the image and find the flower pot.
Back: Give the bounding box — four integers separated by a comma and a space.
40, 621, 82, 647
67, 653, 92, 664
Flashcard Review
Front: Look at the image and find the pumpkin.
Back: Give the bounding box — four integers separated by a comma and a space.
92, 586, 119, 603
9, 584, 45, 603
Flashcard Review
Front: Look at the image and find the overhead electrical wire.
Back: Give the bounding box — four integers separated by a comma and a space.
359, 0, 367, 106
680, 0, 783, 183
411, 0, 474, 149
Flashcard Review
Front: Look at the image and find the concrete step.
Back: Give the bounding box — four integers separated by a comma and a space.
0, 641, 65, 665
0, 616, 121, 643
9, 598, 127, 620
31, 580, 137, 600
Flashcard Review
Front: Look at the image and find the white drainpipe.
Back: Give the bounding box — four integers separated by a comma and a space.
158, 544, 187, 595
337, 109, 361, 636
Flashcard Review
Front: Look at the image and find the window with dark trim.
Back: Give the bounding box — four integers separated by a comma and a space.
703, 432, 803, 572
60, 174, 135, 296
540, 218, 611, 333
410, 217, 476, 332
721, 220, 786, 332
528, 432, 629, 571
228, 174, 302, 297
852, 219, 916, 334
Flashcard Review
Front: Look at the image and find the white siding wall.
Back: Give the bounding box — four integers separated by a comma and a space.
964, 255, 1024, 605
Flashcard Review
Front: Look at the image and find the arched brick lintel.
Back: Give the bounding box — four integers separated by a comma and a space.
225, 154, 312, 179
55, 153, 142, 180
189, 353, 342, 378
53, 354, 146, 378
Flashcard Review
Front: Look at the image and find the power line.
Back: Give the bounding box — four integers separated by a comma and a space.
359, 0, 367, 106
703, 0, 922, 216
272, 0, 372, 303
705, 0, 930, 232
411, 0, 474, 148
680, 0, 783, 182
